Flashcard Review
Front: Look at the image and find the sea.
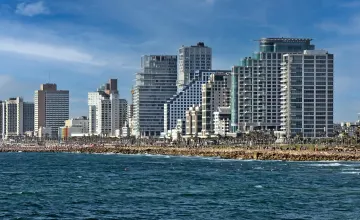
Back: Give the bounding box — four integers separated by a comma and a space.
0, 153, 359, 219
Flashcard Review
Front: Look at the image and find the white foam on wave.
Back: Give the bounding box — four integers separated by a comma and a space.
308, 163, 353, 167
255, 185, 263, 188
341, 171, 360, 175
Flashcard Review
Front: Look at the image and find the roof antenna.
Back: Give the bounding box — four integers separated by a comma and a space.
48, 73, 51, 83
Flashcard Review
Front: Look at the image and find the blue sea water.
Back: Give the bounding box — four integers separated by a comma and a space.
0, 153, 360, 219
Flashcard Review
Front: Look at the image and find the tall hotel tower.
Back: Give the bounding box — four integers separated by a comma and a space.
177, 42, 212, 90
133, 55, 177, 137
88, 79, 122, 136
280, 50, 333, 138
231, 38, 315, 133
34, 84, 69, 138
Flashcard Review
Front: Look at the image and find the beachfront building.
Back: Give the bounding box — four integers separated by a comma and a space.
201, 73, 231, 136
279, 50, 334, 138
214, 107, 231, 137
119, 99, 128, 129
177, 42, 212, 90
231, 38, 316, 133
23, 102, 34, 134
0, 101, 3, 138
164, 70, 230, 135
58, 116, 89, 139
0, 97, 34, 138
88, 79, 124, 137
185, 105, 202, 137
133, 55, 177, 137
34, 84, 69, 138
3, 97, 23, 138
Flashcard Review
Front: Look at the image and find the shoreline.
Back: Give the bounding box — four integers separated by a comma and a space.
1, 146, 360, 161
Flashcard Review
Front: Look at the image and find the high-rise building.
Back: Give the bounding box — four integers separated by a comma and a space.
0, 97, 34, 138
119, 99, 128, 129
88, 79, 122, 136
133, 55, 177, 137
34, 84, 69, 138
185, 105, 202, 137
231, 38, 316, 133
3, 97, 23, 137
164, 70, 230, 135
280, 50, 334, 138
201, 73, 231, 136
23, 102, 34, 133
177, 42, 212, 90
0, 101, 3, 138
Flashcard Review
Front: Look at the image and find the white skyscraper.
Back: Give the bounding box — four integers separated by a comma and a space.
0, 97, 34, 138
133, 55, 177, 137
3, 97, 23, 138
280, 50, 334, 138
88, 79, 125, 136
34, 84, 69, 138
231, 38, 316, 133
177, 42, 212, 90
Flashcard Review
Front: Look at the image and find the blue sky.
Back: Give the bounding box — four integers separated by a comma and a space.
0, 0, 358, 122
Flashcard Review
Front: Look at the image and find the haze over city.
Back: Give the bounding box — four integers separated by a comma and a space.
0, 0, 358, 121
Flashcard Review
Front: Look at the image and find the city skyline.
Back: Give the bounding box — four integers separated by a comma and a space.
0, 0, 358, 121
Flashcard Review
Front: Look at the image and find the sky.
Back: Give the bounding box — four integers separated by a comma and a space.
0, 0, 359, 122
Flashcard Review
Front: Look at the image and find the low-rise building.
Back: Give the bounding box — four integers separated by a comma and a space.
185, 105, 202, 137
214, 107, 231, 137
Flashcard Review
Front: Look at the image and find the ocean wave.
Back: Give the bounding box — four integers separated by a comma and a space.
308, 163, 353, 167
341, 171, 360, 175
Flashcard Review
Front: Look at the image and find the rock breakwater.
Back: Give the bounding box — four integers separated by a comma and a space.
1, 145, 360, 161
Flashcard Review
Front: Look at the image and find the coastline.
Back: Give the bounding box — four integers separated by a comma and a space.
1, 146, 360, 161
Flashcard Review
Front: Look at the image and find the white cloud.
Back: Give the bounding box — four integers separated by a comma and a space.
15, 1, 49, 17
0, 37, 106, 66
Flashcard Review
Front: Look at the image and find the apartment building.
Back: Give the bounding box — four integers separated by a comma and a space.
164, 70, 230, 135
177, 42, 212, 90
201, 73, 231, 136
231, 38, 316, 133
133, 55, 177, 137
34, 84, 69, 138
280, 50, 334, 138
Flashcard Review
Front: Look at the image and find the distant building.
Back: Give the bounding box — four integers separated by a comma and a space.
119, 99, 128, 129
3, 97, 23, 138
214, 107, 231, 136
0, 101, 2, 138
133, 55, 178, 137
0, 97, 34, 138
177, 42, 212, 90
164, 70, 230, 135
231, 38, 316, 133
280, 50, 334, 138
34, 84, 69, 138
185, 105, 202, 137
23, 102, 34, 133
201, 73, 231, 136
88, 79, 124, 137
59, 116, 89, 139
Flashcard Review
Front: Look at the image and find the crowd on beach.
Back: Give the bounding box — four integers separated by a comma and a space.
1, 131, 360, 153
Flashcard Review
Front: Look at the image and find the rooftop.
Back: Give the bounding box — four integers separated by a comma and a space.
259, 37, 313, 43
